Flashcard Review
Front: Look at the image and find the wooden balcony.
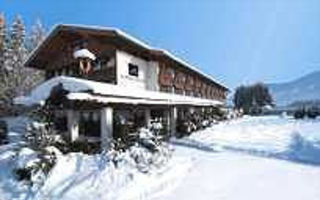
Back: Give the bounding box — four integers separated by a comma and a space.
45, 60, 117, 84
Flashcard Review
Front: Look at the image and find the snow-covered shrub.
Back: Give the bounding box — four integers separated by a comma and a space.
36, 148, 59, 175
294, 109, 306, 119
149, 120, 164, 138
13, 146, 60, 184
137, 128, 160, 152
307, 108, 318, 119
104, 128, 173, 173
177, 120, 196, 138
26, 121, 59, 150
14, 167, 32, 182
151, 119, 169, 140
127, 143, 172, 173
14, 104, 62, 184
113, 115, 168, 150
23, 101, 63, 150
201, 120, 210, 128
208, 106, 227, 121
53, 139, 101, 154
113, 112, 137, 149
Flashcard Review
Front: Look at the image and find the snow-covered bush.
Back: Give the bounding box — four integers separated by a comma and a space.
13, 146, 60, 185
138, 127, 161, 152
294, 109, 306, 119
25, 121, 60, 150
127, 142, 172, 173
105, 128, 173, 173
177, 120, 197, 137
201, 120, 210, 128
307, 108, 318, 119
14, 103, 62, 184
149, 120, 164, 137
176, 108, 223, 138
14, 167, 32, 182
53, 139, 101, 154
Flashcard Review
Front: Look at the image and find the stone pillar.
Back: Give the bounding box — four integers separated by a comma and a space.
101, 107, 113, 150
170, 106, 178, 136
67, 110, 79, 142
144, 108, 151, 128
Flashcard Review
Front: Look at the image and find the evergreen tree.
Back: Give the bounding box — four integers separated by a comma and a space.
9, 15, 27, 71
0, 13, 12, 112
27, 19, 45, 52
233, 83, 273, 114
0, 13, 5, 66
0, 13, 8, 74
251, 83, 273, 107
7, 15, 28, 96
0, 15, 44, 116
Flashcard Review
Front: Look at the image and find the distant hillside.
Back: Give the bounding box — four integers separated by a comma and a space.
268, 71, 320, 106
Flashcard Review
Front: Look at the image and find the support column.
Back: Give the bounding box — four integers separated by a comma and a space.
164, 109, 170, 135
67, 110, 79, 142
101, 106, 113, 150
170, 106, 178, 136
144, 108, 151, 128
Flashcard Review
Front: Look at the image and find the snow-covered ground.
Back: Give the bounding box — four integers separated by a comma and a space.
153, 148, 320, 200
175, 115, 320, 165
157, 116, 320, 200
0, 117, 191, 200
1, 115, 320, 200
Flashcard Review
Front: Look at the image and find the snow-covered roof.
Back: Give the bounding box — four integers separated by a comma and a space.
15, 76, 224, 107
24, 24, 229, 91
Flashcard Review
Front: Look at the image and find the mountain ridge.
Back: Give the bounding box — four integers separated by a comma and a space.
268, 70, 320, 106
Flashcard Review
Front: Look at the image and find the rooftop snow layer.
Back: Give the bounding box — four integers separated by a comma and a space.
15, 76, 224, 106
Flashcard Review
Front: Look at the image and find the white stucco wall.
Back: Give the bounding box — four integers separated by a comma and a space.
116, 50, 159, 91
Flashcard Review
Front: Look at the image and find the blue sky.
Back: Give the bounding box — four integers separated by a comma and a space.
2, 0, 320, 88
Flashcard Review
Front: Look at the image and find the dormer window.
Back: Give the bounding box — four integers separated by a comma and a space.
128, 63, 139, 77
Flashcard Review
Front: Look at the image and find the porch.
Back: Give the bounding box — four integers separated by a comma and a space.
63, 104, 180, 149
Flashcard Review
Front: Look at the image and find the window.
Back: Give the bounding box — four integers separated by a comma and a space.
79, 111, 101, 137
128, 63, 139, 77
92, 60, 101, 71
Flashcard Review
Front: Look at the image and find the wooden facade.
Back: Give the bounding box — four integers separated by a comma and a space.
26, 25, 228, 102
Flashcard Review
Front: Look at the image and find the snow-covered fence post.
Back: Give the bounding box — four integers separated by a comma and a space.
101, 106, 113, 150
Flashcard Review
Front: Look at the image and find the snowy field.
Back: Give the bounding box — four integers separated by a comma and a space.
157, 116, 320, 200
175, 115, 320, 165
1, 115, 320, 200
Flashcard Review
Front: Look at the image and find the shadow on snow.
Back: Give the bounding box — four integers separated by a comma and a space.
170, 138, 218, 153
172, 133, 320, 167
